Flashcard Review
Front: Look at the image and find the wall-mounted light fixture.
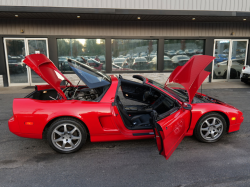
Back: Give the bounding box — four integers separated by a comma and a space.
137, 17, 140, 20
15, 15, 18, 17
20, 29, 24, 33
192, 18, 195, 20
77, 16, 80, 18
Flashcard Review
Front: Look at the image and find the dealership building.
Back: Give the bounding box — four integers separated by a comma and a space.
0, 0, 250, 87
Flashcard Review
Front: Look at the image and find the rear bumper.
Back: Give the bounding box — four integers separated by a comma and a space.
8, 115, 20, 135
8, 115, 42, 139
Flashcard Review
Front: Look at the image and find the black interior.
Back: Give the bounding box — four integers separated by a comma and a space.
121, 80, 149, 103
116, 79, 179, 130
116, 96, 152, 129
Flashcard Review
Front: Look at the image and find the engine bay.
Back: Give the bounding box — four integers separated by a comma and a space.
28, 86, 108, 102
64, 87, 101, 101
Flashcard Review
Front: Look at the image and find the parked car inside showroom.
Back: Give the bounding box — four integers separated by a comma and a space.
171, 55, 190, 68
175, 50, 186, 55
8, 55, 26, 74
132, 57, 148, 70
241, 65, 250, 84
112, 63, 133, 71
86, 59, 103, 71
214, 54, 229, 64
185, 49, 196, 56
166, 50, 176, 57
148, 56, 172, 70
213, 58, 244, 79
8, 54, 244, 160
113, 58, 129, 68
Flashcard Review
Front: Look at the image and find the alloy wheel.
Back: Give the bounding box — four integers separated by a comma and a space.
200, 117, 223, 141
51, 123, 82, 151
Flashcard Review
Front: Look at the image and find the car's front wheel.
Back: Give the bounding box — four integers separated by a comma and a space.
194, 113, 227, 143
47, 118, 87, 153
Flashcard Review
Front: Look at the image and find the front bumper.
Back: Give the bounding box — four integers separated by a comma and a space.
228, 111, 244, 133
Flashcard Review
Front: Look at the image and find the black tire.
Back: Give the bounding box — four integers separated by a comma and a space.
213, 71, 218, 79
194, 112, 227, 143
223, 69, 238, 79
47, 118, 87, 154
230, 68, 237, 79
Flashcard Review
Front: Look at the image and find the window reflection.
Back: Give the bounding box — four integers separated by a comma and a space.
57, 39, 105, 73
164, 40, 205, 70
111, 39, 158, 71
213, 40, 247, 79
5, 39, 28, 84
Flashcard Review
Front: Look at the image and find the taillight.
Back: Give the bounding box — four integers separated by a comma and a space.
243, 66, 245, 70
217, 65, 220, 67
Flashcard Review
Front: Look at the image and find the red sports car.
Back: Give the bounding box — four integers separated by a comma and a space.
8, 54, 244, 160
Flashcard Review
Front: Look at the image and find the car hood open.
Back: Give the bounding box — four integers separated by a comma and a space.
165, 55, 215, 103
23, 54, 73, 99
67, 59, 111, 89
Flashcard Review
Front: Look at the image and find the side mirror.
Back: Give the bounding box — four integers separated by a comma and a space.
182, 102, 192, 110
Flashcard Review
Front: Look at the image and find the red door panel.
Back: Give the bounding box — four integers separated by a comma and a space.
153, 109, 191, 160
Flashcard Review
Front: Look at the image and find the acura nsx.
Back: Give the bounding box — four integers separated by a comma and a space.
8, 54, 244, 160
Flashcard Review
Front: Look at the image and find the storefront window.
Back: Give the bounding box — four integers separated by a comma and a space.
111, 39, 158, 71
57, 39, 105, 73
164, 40, 205, 71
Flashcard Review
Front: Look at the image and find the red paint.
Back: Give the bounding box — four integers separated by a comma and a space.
166, 55, 215, 103
8, 54, 244, 160
23, 54, 73, 99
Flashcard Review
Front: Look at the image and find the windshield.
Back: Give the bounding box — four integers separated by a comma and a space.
148, 79, 188, 102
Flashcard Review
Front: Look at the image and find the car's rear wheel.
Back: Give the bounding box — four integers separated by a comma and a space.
47, 118, 87, 153
194, 113, 227, 143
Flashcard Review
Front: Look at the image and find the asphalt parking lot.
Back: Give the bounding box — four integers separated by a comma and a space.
0, 86, 250, 187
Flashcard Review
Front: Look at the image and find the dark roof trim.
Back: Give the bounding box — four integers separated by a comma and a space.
0, 6, 248, 17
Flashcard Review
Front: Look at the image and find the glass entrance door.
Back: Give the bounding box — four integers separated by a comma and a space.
4, 38, 49, 86
4, 38, 29, 86
26, 38, 49, 85
229, 40, 248, 80
212, 39, 248, 81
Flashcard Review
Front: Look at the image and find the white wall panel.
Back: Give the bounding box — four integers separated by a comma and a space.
0, 0, 250, 12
